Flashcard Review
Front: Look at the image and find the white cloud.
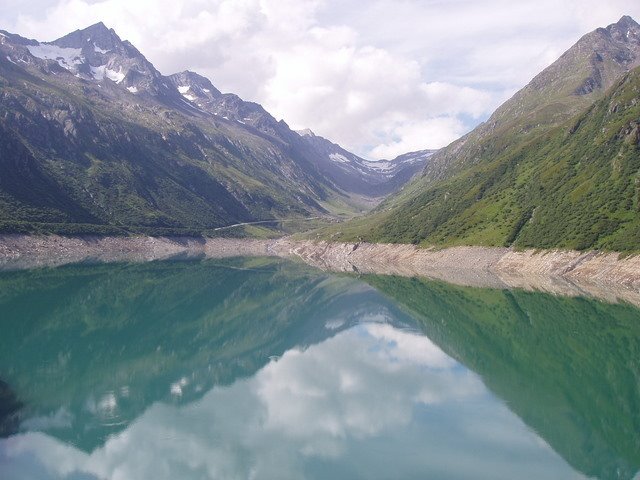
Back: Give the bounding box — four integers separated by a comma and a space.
3, 0, 640, 159
369, 117, 468, 160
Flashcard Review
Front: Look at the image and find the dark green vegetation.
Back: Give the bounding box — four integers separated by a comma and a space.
0, 258, 401, 449
319, 17, 640, 251
365, 274, 640, 480
0, 63, 322, 234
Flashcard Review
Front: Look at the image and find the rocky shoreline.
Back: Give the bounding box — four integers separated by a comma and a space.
1, 234, 639, 307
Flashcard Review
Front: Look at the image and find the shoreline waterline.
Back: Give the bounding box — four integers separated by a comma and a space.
0, 234, 638, 307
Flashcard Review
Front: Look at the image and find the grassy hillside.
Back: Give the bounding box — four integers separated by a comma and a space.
0, 33, 364, 236
313, 18, 640, 252
318, 66, 640, 252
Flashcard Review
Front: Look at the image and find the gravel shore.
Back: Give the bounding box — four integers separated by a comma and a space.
1, 234, 638, 307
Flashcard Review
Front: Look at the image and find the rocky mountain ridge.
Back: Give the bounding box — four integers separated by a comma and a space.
421, 15, 640, 181
0, 22, 430, 234
2, 22, 430, 195
295, 129, 434, 196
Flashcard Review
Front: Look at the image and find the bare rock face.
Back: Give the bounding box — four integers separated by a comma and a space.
571, 16, 640, 95
621, 121, 640, 145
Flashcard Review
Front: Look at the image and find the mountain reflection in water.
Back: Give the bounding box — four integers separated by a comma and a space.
0, 258, 637, 480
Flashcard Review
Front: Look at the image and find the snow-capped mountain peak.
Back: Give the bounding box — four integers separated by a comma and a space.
296, 128, 316, 137
294, 130, 435, 196
12, 22, 174, 97
0, 21, 434, 200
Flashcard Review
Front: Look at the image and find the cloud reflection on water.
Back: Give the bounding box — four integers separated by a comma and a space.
0, 323, 582, 480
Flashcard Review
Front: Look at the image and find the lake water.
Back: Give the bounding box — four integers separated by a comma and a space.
0, 257, 638, 480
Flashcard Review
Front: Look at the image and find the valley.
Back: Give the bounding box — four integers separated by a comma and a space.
0, 17, 639, 253
0, 23, 429, 237
1, 9, 639, 480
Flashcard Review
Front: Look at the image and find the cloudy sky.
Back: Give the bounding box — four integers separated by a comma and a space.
1, 0, 640, 159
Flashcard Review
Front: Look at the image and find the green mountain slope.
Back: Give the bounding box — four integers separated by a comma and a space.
413, 16, 640, 185
321, 17, 640, 251
0, 24, 381, 236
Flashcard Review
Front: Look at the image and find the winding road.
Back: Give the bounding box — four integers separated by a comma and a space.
212, 217, 322, 232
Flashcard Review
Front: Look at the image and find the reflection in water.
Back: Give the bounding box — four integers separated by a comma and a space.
1, 324, 580, 480
0, 258, 392, 449
365, 275, 640, 480
0, 381, 21, 438
0, 258, 637, 479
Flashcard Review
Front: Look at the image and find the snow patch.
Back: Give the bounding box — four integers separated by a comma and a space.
179, 98, 199, 110
127, 86, 138, 93
297, 128, 315, 137
27, 43, 84, 72
177, 85, 190, 94
94, 43, 110, 54
6, 56, 16, 65
362, 160, 394, 171
91, 65, 125, 83
90, 65, 106, 80
182, 93, 196, 101
202, 88, 210, 93
105, 67, 125, 83
329, 153, 350, 164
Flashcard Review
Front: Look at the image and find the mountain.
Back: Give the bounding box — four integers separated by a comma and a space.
166, 71, 433, 198
0, 23, 425, 236
294, 129, 434, 197
422, 14, 640, 182
321, 16, 640, 251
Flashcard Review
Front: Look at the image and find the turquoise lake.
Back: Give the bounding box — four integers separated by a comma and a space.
0, 257, 638, 479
